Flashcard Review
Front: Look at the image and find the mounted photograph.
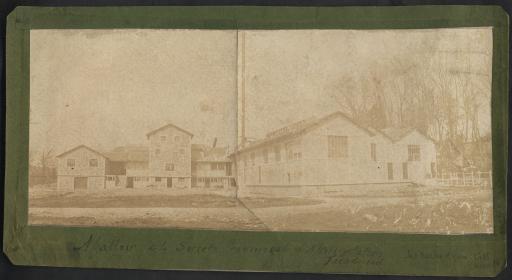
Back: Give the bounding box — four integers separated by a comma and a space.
29, 28, 493, 234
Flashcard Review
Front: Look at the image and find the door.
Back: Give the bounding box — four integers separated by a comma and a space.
167, 177, 172, 188
74, 177, 88, 191
387, 163, 394, 180
205, 178, 210, 188
127, 177, 134, 188
402, 162, 408, 180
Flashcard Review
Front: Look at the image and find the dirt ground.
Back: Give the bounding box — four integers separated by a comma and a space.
28, 185, 493, 233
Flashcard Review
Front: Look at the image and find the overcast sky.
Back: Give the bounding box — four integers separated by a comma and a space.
30, 28, 492, 155
30, 29, 238, 154
242, 28, 492, 139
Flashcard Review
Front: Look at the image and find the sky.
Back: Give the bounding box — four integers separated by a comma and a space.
30, 28, 493, 155
241, 28, 493, 139
30, 29, 238, 155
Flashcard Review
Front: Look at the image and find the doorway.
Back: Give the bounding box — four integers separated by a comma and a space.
74, 177, 88, 191
127, 177, 134, 188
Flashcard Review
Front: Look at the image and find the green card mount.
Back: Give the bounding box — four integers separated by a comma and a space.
4, 6, 508, 276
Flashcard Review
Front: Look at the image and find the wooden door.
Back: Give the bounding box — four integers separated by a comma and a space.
74, 177, 88, 191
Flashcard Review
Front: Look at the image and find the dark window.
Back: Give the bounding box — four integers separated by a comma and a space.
408, 145, 421, 161
67, 159, 75, 168
160, 135, 166, 142
371, 143, 377, 161
328, 136, 348, 158
165, 163, 174, 171
155, 177, 161, 182
402, 162, 408, 180
431, 162, 437, 178
274, 145, 281, 162
387, 163, 394, 180
263, 148, 268, 163
89, 158, 98, 167
250, 152, 255, 166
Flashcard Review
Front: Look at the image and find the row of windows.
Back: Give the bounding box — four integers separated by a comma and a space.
210, 163, 225, 170
67, 158, 98, 168
159, 135, 185, 143
241, 137, 422, 166
154, 148, 186, 158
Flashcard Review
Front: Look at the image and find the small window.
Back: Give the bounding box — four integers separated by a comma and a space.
402, 162, 408, 180
250, 152, 255, 166
180, 149, 185, 156
155, 149, 161, 156
89, 158, 98, 167
67, 159, 75, 168
328, 136, 348, 158
243, 156, 247, 167
274, 145, 281, 162
285, 143, 293, 160
160, 135, 166, 142
165, 163, 174, 171
387, 163, 394, 180
175, 136, 181, 143
179, 178, 184, 183
431, 162, 437, 178
408, 145, 421, 161
371, 143, 377, 161
155, 177, 161, 182
263, 148, 269, 163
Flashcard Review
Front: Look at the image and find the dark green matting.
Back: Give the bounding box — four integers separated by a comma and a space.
4, 6, 508, 276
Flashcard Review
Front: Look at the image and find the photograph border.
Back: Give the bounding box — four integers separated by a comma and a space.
4, 5, 508, 276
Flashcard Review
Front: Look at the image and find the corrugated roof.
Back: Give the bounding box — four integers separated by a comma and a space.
105, 145, 149, 162
146, 123, 194, 138
192, 145, 231, 162
56, 145, 108, 159
236, 111, 376, 153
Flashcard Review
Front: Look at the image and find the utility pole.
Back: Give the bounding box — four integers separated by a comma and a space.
237, 30, 246, 149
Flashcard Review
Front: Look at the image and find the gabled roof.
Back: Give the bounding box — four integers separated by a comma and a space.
146, 123, 194, 139
105, 145, 149, 162
236, 111, 376, 153
379, 127, 436, 143
192, 144, 231, 162
56, 145, 108, 159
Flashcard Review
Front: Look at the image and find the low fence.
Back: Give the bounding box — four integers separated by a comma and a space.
437, 171, 492, 187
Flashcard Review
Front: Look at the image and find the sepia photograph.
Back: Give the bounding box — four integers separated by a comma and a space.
29, 28, 493, 234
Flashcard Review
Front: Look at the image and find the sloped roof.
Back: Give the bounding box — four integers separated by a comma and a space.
192, 145, 231, 162
105, 145, 149, 162
146, 123, 194, 138
56, 145, 108, 159
236, 111, 376, 153
379, 127, 436, 143
379, 127, 413, 142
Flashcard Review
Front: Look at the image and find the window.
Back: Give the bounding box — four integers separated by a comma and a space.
155, 149, 161, 156
165, 163, 174, 171
294, 152, 302, 160
274, 145, 281, 162
431, 162, 437, 178
285, 143, 293, 160
89, 158, 98, 167
387, 163, 394, 180
250, 152, 255, 166
174, 136, 181, 143
371, 143, 377, 161
328, 136, 348, 158
179, 149, 185, 156
67, 159, 75, 168
155, 177, 161, 182
243, 156, 247, 167
178, 178, 184, 183
263, 148, 269, 163
402, 162, 408, 180
160, 135, 166, 142
408, 145, 421, 161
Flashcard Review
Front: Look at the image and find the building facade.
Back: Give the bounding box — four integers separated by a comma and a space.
56, 145, 108, 191
233, 112, 437, 196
